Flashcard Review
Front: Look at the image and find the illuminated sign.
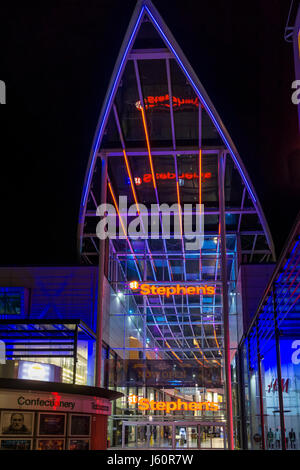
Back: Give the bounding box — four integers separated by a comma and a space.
0, 390, 111, 415
0, 341, 5, 365
267, 378, 290, 393
135, 172, 211, 185
129, 282, 215, 297
18, 362, 55, 382
128, 395, 219, 413
135, 95, 200, 110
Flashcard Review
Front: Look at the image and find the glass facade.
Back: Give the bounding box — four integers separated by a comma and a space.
78, 0, 275, 450
237, 218, 300, 450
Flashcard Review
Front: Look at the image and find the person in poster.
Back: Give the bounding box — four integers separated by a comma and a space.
2, 413, 31, 434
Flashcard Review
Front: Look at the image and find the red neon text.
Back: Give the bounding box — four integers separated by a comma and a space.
136, 95, 200, 110
138, 172, 211, 184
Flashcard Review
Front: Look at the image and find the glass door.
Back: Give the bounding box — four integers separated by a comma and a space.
199, 424, 225, 449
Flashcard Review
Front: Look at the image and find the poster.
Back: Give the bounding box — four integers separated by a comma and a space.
69, 414, 91, 436
0, 411, 33, 435
36, 439, 65, 450
68, 439, 90, 450
0, 439, 32, 450
38, 413, 66, 436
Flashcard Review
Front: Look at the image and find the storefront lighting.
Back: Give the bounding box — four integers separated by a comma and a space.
129, 281, 216, 297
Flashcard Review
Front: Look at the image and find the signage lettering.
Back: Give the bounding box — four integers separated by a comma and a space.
128, 395, 219, 413
267, 378, 290, 393
129, 282, 215, 297
136, 95, 200, 110
17, 396, 75, 410
134, 172, 211, 186
291, 340, 300, 364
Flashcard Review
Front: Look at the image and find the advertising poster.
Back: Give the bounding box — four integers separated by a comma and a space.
0, 439, 32, 450
0, 411, 33, 436
37, 439, 65, 450
68, 439, 90, 450
70, 414, 91, 436
38, 413, 66, 436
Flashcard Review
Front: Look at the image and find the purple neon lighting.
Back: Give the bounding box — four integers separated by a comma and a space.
82, 7, 145, 207
83, 1, 256, 212
144, 5, 256, 204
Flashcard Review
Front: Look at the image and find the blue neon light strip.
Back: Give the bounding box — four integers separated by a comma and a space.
82, 7, 145, 207
144, 6, 256, 204
83, 2, 256, 207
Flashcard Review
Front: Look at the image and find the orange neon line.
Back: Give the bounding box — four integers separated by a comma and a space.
165, 340, 183, 363
213, 328, 222, 359
193, 338, 206, 360
140, 107, 156, 189
122, 149, 140, 214
192, 352, 204, 367
108, 182, 127, 238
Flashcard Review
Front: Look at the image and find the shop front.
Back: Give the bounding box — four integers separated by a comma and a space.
0, 378, 122, 450
122, 421, 225, 449
237, 216, 300, 450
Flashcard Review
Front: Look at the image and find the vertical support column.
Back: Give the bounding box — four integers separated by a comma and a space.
143, 250, 147, 404
237, 345, 248, 449
72, 323, 78, 385
143, 249, 147, 360
91, 414, 108, 450
218, 150, 234, 450
256, 321, 265, 449
246, 338, 254, 446
272, 288, 286, 450
95, 155, 108, 388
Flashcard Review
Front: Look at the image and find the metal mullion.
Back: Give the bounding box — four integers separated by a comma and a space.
237, 187, 246, 233
106, 148, 224, 156
272, 288, 286, 450
272, 249, 300, 309
90, 236, 100, 255
249, 234, 258, 263
147, 321, 223, 326
86, 209, 257, 217
112, 346, 224, 353
218, 150, 234, 449
90, 190, 99, 209
166, 58, 176, 150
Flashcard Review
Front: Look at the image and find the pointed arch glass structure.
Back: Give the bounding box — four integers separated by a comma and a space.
78, 0, 275, 449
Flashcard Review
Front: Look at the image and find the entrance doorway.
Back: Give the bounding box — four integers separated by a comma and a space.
122, 421, 226, 449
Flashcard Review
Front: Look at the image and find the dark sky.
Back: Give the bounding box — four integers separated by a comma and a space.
0, 0, 299, 265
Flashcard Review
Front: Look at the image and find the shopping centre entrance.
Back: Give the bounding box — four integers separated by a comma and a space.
122, 421, 226, 449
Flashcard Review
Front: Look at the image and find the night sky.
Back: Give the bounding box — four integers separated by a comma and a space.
0, 0, 299, 265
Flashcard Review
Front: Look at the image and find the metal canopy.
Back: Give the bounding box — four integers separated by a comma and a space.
0, 319, 95, 360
